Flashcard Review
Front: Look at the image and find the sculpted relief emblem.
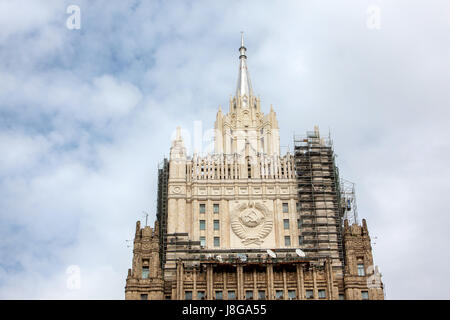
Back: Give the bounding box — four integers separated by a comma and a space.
231, 202, 273, 245
170, 186, 184, 194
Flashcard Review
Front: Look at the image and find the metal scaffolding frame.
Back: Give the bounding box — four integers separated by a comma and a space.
157, 158, 169, 270
164, 232, 320, 270
340, 178, 359, 226
293, 130, 345, 266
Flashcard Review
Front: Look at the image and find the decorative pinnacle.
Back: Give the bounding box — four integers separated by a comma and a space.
239, 31, 247, 58
236, 32, 253, 97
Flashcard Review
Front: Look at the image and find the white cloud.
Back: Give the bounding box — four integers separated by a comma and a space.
0, 0, 60, 41
0, 132, 50, 175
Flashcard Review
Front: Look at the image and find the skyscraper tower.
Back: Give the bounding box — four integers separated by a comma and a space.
125, 35, 384, 300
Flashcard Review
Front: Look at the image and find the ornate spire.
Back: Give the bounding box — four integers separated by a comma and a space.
170, 126, 186, 160
236, 32, 253, 98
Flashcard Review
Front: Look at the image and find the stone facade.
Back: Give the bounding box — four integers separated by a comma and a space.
125, 35, 384, 300
125, 219, 383, 300
125, 221, 164, 300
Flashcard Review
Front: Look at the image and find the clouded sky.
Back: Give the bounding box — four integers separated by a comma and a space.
0, 0, 449, 299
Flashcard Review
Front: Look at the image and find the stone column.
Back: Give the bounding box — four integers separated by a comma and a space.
176, 261, 184, 300
207, 265, 213, 300
177, 199, 186, 235
325, 259, 334, 300
192, 199, 199, 241
253, 268, 257, 299
312, 266, 318, 299
296, 264, 305, 300
282, 267, 287, 300
237, 265, 243, 300
223, 271, 227, 299
266, 264, 274, 300
273, 200, 280, 247
224, 199, 230, 248
193, 267, 197, 300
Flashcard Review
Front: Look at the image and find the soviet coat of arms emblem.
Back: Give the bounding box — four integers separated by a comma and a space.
231, 202, 273, 245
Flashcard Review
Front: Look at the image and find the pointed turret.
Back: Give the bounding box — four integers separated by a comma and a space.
236, 32, 253, 98
170, 126, 186, 161
214, 33, 280, 156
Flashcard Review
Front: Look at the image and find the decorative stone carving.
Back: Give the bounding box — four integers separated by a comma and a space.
173, 186, 181, 193
231, 201, 273, 245
170, 186, 185, 195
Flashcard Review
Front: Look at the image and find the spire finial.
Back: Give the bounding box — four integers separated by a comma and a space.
239, 32, 247, 58
236, 32, 253, 98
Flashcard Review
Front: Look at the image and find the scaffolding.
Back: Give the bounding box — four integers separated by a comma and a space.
340, 179, 359, 225
156, 158, 169, 269
293, 129, 345, 267
165, 231, 318, 268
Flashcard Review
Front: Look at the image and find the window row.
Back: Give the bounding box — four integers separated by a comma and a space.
198, 202, 301, 214
199, 203, 220, 214
142, 292, 368, 300
199, 236, 220, 247
283, 219, 302, 229
199, 220, 220, 231
283, 202, 302, 213
284, 236, 305, 246
183, 289, 327, 300
197, 235, 303, 247
199, 219, 301, 232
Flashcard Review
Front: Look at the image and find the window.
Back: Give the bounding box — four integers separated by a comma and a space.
200, 220, 206, 230
282, 203, 289, 213
197, 291, 205, 300
140, 294, 148, 300
199, 204, 206, 213
185, 291, 192, 300
297, 219, 302, 229
284, 236, 291, 246
245, 291, 254, 300
296, 202, 301, 212
361, 291, 369, 300
142, 266, 149, 279
357, 263, 365, 276
339, 294, 345, 300
299, 236, 304, 245
275, 290, 284, 300
318, 290, 326, 299
214, 237, 220, 247
214, 220, 220, 231
306, 290, 314, 299
258, 290, 266, 300
228, 291, 236, 300
283, 219, 290, 230
215, 291, 223, 300
288, 290, 296, 300
213, 204, 219, 213
200, 236, 206, 247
